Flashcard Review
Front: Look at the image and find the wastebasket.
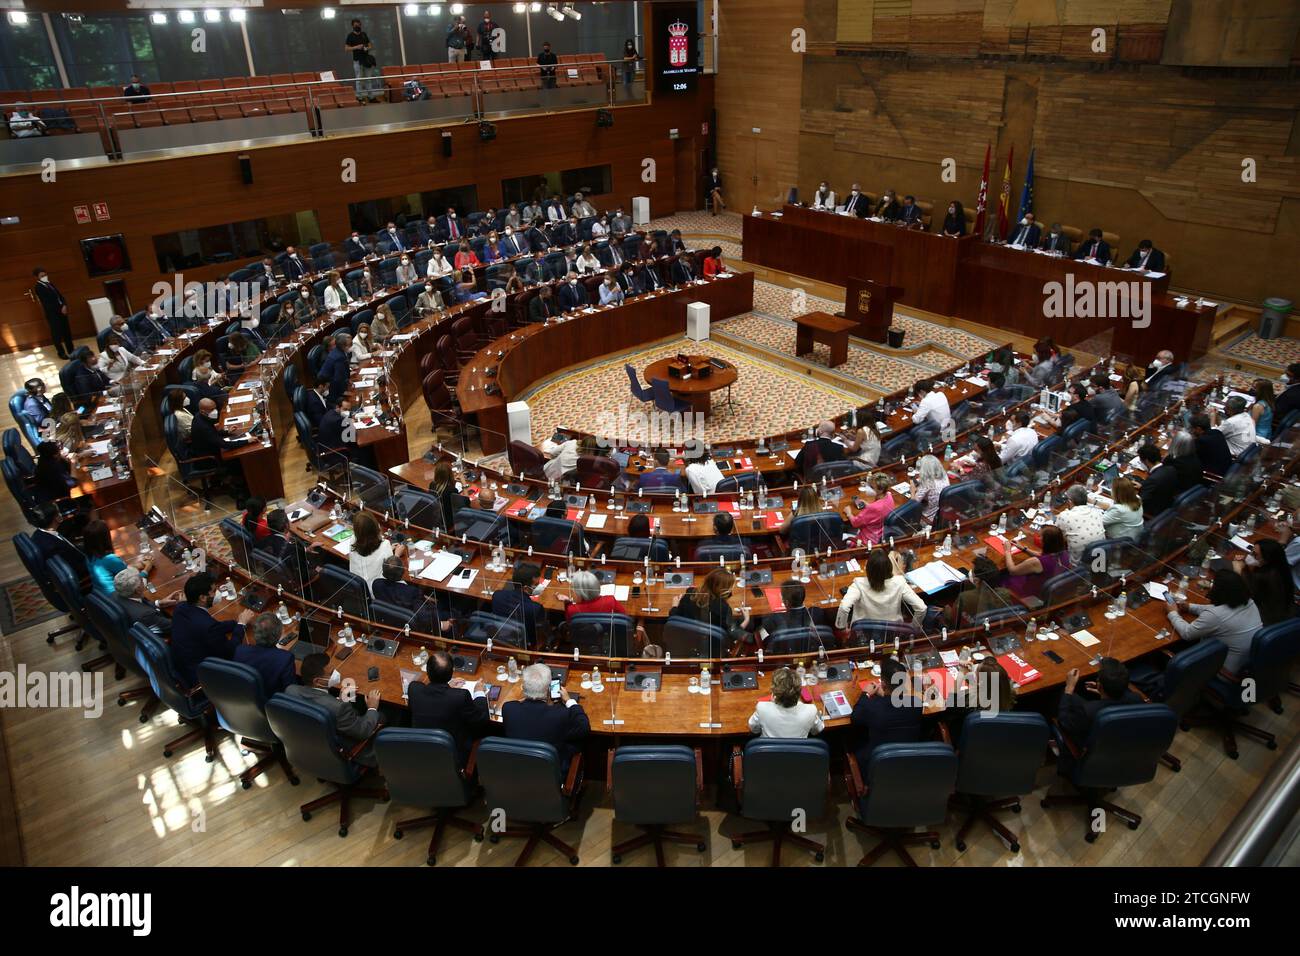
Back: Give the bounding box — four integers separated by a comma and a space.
1260, 298, 1291, 340
887, 327, 905, 349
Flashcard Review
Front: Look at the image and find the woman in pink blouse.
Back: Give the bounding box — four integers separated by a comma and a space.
842, 473, 897, 546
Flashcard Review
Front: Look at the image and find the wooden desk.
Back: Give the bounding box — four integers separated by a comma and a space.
793, 311, 857, 367
642, 355, 737, 416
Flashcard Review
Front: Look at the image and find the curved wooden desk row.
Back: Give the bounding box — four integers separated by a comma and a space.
388, 377, 1189, 565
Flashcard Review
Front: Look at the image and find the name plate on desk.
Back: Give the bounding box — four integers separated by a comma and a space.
89, 466, 113, 481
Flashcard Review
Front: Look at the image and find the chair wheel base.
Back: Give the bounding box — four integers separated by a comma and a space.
814, 851, 824, 862
1228, 750, 1239, 760
1010, 842, 1021, 853
696, 842, 706, 852
489, 834, 500, 844
568, 855, 579, 865
1267, 741, 1278, 750
473, 832, 484, 842
426, 856, 436, 866
302, 811, 312, 821
163, 749, 173, 758
117, 699, 126, 707
394, 829, 404, 840
1011, 803, 1021, 813
338, 827, 348, 838
289, 776, 300, 786
731, 841, 742, 850
954, 840, 967, 852
611, 854, 621, 864
241, 780, 251, 790
1085, 832, 1098, 843
205, 754, 215, 763
1127, 820, 1139, 831
929, 841, 940, 850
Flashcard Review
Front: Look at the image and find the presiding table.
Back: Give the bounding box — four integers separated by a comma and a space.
793, 311, 857, 367
641, 355, 737, 416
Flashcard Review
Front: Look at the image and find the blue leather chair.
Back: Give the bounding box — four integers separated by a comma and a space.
787, 512, 845, 552
265, 692, 388, 838
133, 625, 220, 761
607, 535, 670, 562
880, 432, 916, 465
847, 619, 917, 649
82, 590, 158, 720
1037, 568, 1091, 607
610, 745, 706, 866
391, 485, 447, 532
715, 472, 760, 494
453, 506, 507, 544
197, 658, 299, 789
164, 413, 218, 508
649, 378, 690, 414
951, 712, 1049, 854
970, 605, 1028, 629
1128, 637, 1228, 772
765, 625, 834, 656
661, 617, 729, 658
12, 533, 79, 646
373, 727, 483, 866
3, 428, 35, 479
282, 361, 300, 402
477, 737, 585, 865
346, 462, 393, 513
693, 541, 749, 562
316, 565, 371, 621
568, 612, 635, 656
45, 554, 103, 654
1041, 703, 1177, 842
882, 498, 922, 540
730, 738, 828, 865
9, 392, 40, 449
810, 459, 860, 482
218, 515, 255, 570
530, 515, 586, 556
1060, 417, 1091, 446
463, 610, 528, 649
1025, 434, 1062, 471
935, 479, 985, 528
1196, 619, 1300, 758
845, 742, 957, 866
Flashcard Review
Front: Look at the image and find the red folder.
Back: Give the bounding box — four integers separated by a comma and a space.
566, 507, 580, 521
503, 498, 530, 517
923, 666, 957, 700
762, 587, 786, 612
761, 511, 784, 530
983, 535, 1025, 558
996, 652, 1041, 687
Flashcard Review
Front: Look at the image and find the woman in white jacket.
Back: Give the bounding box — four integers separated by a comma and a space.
426, 249, 454, 279
835, 549, 926, 630
323, 271, 354, 311
748, 667, 824, 738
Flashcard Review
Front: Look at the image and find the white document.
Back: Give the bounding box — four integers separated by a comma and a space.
448, 569, 479, 590
586, 513, 608, 530
419, 550, 463, 582
1071, 629, 1100, 648
228, 394, 254, 405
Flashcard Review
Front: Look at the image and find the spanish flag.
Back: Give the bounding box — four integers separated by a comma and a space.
995, 145, 1014, 241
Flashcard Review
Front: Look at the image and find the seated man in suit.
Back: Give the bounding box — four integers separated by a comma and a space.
113, 566, 178, 637
697, 511, 748, 557
407, 649, 489, 763
1190, 413, 1233, 482
556, 271, 590, 311
1125, 239, 1166, 273
501, 662, 590, 772
850, 656, 924, 765
615, 262, 641, 295
282, 246, 308, 280
666, 229, 688, 255
1273, 362, 1300, 430
108, 314, 144, 356
637, 449, 685, 492
170, 572, 253, 688
190, 397, 249, 491
753, 580, 828, 642
317, 395, 358, 467
873, 189, 902, 221
550, 215, 580, 247
527, 284, 560, 323
490, 562, 552, 648
264, 508, 323, 592
519, 250, 549, 285
1145, 349, 1177, 389
841, 183, 868, 217
344, 231, 370, 262
303, 378, 329, 431
29, 502, 90, 579
1057, 658, 1141, 752
524, 219, 551, 253
1007, 212, 1042, 248
793, 420, 846, 478
71, 349, 111, 402
898, 195, 925, 228
669, 252, 697, 285
233, 611, 297, 697
285, 653, 382, 766
638, 260, 666, 292
1040, 222, 1071, 254
372, 556, 446, 632
1072, 228, 1111, 265
437, 208, 464, 243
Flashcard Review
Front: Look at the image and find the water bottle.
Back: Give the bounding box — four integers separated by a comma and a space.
997, 511, 1007, 534
276, 601, 291, 625
139, 529, 152, 556
591, 665, 603, 691
941, 534, 953, 557
1026, 617, 1037, 642
507, 656, 519, 682
944, 444, 953, 462
795, 661, 806, 686
1115, 590, 1127, 617
339, 623, 354, 646
699, 662, 710, 689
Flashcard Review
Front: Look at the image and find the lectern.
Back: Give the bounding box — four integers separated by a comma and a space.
845, 277, 903, 343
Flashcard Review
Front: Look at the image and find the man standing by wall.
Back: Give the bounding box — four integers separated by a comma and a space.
345, 18, 381, 103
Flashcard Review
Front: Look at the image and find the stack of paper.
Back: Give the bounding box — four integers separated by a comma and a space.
418, 550, 463, 582
905, 561, 966, 594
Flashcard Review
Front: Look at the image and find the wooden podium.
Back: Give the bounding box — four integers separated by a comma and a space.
845, 277, 903, 343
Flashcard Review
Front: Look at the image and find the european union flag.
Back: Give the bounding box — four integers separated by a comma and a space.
1017, 148, 1035, 222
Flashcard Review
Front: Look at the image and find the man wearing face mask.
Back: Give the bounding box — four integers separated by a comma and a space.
415, 280, 446, 315
898, 195, 924, 228
395, 255, 418, 285
520, 250, 549, 285
170, 572, 255, 688
304, 377, 329, 431
841, 183, 868, 217
258, 256, 279, 288
477, 10, 501, 62
1072, 228, 1111, 265
670, 251, 697, 285
31, 267, 74, 360
538, 41, 558, 89
1008, 212, 1041, 248
528, 284, 559, 323
811, 181, 836, 211
616, 262, 640, 295
552, 215, 580, 246
1040, 222, 1070, 254
1124, 239, 1166, 274
1272, 363, 1300, 428
190, 396, 248, 468
319, 332, 352, 403
1145, 349, 1176, 388
317, 395, 358, 468
282, 246, 307, 281
524, 216, 551, 253
558, 271, 590, 311
499, 225, 524, 258
109, 314, 143, 355
384, 222, 407, 253
437, 207, 462, 243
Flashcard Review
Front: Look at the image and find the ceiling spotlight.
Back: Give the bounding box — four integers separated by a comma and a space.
530, 2, 542, 10
451, 3, 465, 14
204, 9, 223, 23
229, 8, 246, 21
547, 4, 564, 21
563, 3, 581, 20
427, 5, 441, 15
404, 3, 419, 14
513, 2, 526, 12
6, 11, 29, 25
177, 10, 196, 24
150, 12, 168, 24
321, 8, 337, 20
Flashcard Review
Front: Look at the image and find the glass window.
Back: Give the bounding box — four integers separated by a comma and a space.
347, 185, 480, 235
246, 7, 399, 80
501, 164, 612, 207
0, 16, 61, 90
51, 13, 247, 88
152, 210, 321, 272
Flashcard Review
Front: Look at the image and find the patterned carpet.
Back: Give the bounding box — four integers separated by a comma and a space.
1220, 332, 1300, 370
519, 337, 868, 445
0, 579, 62, 635
646, 210, 745, 241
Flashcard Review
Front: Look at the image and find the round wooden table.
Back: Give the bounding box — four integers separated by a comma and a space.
643, 355, 737, 416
